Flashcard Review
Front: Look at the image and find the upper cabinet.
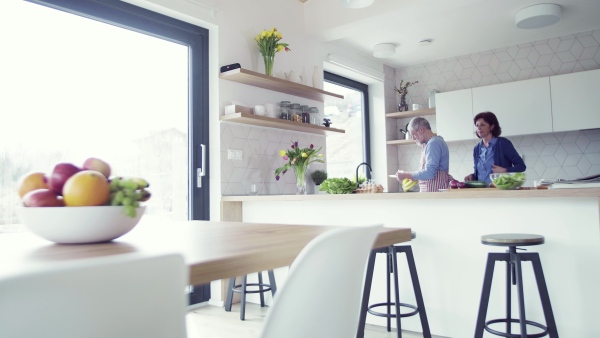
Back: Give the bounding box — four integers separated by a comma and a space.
472, 77, 552, 137
220, 68, 343, 102
551, 68, 600, 132
436, 88, 475, 142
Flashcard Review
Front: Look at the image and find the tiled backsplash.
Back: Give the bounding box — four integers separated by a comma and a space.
220, 122, 326, 195
393, 29, 600, 185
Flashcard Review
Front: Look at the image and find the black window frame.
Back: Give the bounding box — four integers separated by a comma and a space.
26, 0, 210, 221
324, 71, 372, 178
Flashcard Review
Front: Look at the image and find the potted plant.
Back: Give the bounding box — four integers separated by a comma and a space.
311, 170, 328, 187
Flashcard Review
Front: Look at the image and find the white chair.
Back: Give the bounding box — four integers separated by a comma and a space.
0, 252, 188, 338
260, 224, 383, 338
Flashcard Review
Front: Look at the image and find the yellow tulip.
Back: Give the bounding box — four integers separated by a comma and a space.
261, 31, 267, 38
318, 154, 324, 157
279, 150, 286, 156
276, 45, 283, 52
267, 31, 273, 38
276, 32, 282, 39
302, 153, 308, 158
255, 34, 261, 41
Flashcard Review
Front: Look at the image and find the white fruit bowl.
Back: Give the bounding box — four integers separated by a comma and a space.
16, 205, 146, 244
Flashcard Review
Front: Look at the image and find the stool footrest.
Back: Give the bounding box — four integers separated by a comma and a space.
232, 283, 272, 294
367, 302, 419, 318
485, 318, 549, 338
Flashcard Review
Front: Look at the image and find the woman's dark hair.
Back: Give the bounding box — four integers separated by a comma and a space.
473, 111, 502, 138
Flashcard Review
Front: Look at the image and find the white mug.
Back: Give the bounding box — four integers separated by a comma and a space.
265, 103, 276, 118
412, 103, 422, 111
254, 105, 266, 116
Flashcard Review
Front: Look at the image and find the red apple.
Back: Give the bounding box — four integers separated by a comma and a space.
49, 163, 81, 195
82, 157, 111, 178
22, 189, 65, 207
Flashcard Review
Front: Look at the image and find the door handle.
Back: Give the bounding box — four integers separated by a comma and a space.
197, 144, 206, 188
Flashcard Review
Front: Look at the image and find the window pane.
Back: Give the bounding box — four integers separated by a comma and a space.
323, 82, 365, 179
0, 1, 189, 231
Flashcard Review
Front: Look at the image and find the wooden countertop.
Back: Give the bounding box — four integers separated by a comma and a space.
221, 188, 600, 202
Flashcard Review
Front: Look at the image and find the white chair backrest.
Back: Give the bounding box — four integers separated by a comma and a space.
260, 224, 383, 338
0, 252, 188, 338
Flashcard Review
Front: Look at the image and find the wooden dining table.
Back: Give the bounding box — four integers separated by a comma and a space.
0, 220, 412, 285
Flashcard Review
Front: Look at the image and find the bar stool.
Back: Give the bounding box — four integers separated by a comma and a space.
225, 270, 276, 320
357, 231, 431, 338
475, 233, 559, 338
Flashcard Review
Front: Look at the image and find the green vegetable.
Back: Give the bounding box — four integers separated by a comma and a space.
318, 177, 358, 194
492, 173, 526, 190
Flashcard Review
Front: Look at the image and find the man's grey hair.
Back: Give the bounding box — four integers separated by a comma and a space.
409, 117, 431, 132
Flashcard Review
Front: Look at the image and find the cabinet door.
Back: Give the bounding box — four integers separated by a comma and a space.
436, 88, 474, 141
551, 69, 600, 132
472, 77, 552, 137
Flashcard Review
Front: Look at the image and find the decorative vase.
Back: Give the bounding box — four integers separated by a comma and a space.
312, 66, 323, 89
263, 53, 274, 76
293, 165, 308, 195
398, 94, 408, 112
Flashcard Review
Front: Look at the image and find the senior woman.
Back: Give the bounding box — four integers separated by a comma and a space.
464, 111, 526, 184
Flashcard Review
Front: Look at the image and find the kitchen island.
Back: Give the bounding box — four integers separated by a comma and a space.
222, 188, 600, 338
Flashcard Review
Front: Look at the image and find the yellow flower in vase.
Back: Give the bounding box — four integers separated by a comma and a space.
275, 141, 324, 195
255, 27, 290, 76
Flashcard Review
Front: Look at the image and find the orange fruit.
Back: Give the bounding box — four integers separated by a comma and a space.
62, 170, 110, 206
17, 172, 49, 198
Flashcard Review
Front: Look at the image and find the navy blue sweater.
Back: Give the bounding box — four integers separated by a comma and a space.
471, 137, 526, 179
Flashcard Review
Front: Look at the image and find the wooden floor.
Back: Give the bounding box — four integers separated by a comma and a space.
186, 303, 445, 338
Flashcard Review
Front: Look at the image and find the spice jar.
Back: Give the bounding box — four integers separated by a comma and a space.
309, 107, 320, 125
280, 101, 291, 120
300, 105, 310, 124
290, 103, 302, 123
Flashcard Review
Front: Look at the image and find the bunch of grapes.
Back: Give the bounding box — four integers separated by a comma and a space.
108, 177, 151, 217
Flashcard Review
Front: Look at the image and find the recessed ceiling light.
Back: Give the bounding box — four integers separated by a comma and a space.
340, 0, 374, 9
373, 43, 396, 58
515, 3, 561, 29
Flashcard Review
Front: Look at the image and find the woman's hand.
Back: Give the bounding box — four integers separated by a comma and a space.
464, 174, 474, 181
492, 164, 507, 173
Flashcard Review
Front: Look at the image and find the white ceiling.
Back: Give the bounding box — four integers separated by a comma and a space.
302, 0, 600, 68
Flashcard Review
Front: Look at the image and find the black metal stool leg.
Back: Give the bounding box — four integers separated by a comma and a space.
475, 253, 503, 338
528, 253, 559, 338
258, 271, 265, 307
386, 248, 392, 332
513, 252, 528, 337
506, 252, 512, 336
390, 246, 403, 337
357, 250, 377, 338
225, 277, 235, 312
267, 270, 277, 297
403, 246, 431, 338
240, 275, 247, 320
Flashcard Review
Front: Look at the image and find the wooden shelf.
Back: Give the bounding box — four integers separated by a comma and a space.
220, 112, 345, 135
387, 139, 416, 146
220, 68, 344, 102
385, 108, 436, 119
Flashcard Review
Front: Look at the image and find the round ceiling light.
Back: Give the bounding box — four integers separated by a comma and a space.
340, 0, 374, 9
515, 3, 561, 29
373, 43, 396, 58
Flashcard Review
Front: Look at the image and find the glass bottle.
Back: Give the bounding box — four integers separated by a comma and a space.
309, 107, 320, 125
290, 103, 302, 123
300, 105, 310, 124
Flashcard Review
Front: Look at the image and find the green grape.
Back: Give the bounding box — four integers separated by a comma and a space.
134, 191, 142, 201
112, 191, 125, 204
124, 205, 136, 218
132, 201, 140, 208
122, 197, 132, 206
109, 178, 120, 192
123, 188, 136, 198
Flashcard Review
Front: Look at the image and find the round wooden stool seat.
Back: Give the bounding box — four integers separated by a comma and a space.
481, 233, 544, 247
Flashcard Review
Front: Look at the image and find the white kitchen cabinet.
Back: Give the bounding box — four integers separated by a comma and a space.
436, 88, 475, 141
472, 77, 552, 137
551, 69, 600, 132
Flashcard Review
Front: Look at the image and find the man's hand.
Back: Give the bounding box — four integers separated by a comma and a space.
396, 170, 413, 181
464, 174, 474, 181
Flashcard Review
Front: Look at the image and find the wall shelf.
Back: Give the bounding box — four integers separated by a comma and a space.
385, 108, 436, 119
220, 112, 345, 135
220, 68, 344, 102
387, 139, 416, 146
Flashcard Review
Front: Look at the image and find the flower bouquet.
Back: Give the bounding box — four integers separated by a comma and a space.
394, 80, 419, 112
275, 141, 324, 194
255, 28, 290, 76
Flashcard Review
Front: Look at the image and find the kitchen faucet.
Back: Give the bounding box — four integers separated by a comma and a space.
356, 162, 372, 187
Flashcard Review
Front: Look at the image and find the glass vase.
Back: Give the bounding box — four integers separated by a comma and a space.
263, 53, 274, 76
398, 94, 408, 112
293, 165, 308, 195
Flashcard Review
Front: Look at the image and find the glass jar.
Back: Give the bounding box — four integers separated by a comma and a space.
300, 105, 310, 124
280, 101, 291, 120
309, 107, 320, 125
290, 103, 302, 123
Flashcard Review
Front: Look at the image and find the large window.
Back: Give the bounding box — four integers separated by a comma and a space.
0, 0, 209, 233
323, 72, 371, 181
